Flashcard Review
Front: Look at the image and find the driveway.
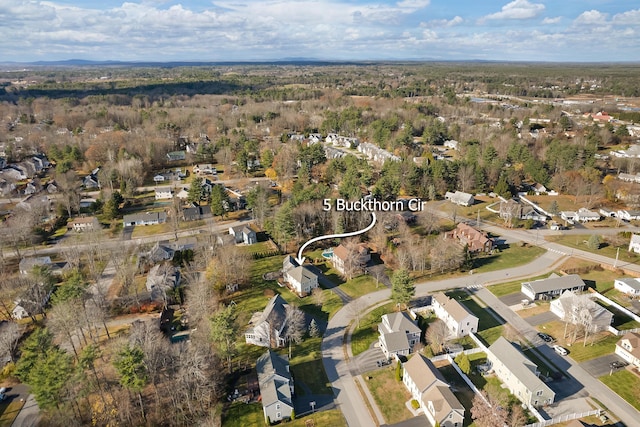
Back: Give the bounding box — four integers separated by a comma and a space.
526, 311, 558, 327
352, 342, 386, 376
580, 353, 629, 378
499, 292, 529, 306
7, 384, 39, 427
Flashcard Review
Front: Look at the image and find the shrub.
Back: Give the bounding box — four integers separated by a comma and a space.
411, 399, 420, 410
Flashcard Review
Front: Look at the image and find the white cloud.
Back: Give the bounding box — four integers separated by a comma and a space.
423, 15, 463, 28
612, 9, 640, 25
483, 0, 545, 21
542, 16, 561, 25
574, 10, 608, 25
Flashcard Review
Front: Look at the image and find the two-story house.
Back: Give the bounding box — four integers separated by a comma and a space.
402, 354, 465, 427
431, 293, 479, 338
331, 243, 371, 277
630, 234, 640, 254
615, 332, 640, 368
229, 225, 257, 245
378, 312, 421, 359
487, 337, 555, 409
245, 295, 289, 348
257, 350, 294, 424
443, 223, 495, 253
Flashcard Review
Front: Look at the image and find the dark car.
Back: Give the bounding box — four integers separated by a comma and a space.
538, 332, 554, 343
609, 361, 628, 369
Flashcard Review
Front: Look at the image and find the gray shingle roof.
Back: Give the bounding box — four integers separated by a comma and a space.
382, 312, 421, 335
256, 350, 293, 408
522, 274, 585, 295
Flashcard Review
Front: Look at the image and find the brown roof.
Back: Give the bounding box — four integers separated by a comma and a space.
617, 332, 640, 359
403, 354, 446, 392
433, 293, 475, 323
422, 385, 464, 422
333, 244, 349, 262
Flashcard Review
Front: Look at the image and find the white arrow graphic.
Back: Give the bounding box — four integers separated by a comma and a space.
295, 212, 377, 265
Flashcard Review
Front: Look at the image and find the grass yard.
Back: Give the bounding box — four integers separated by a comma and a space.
291, 358, 332, 396
297, 289, 343, 321
0, 398, 24, 427
477, 326, 505, 346
288, 410, 347, 427
471, 244, 546, 274
222, 402, 263, 427
363, 366, 413, 425
600, 369, 640, 411
595, 300, 640, 330
565, 333, 619, 363
339, 275, 384, 299
351, 303, 395, 357
446, 289, 505, 346
545, 234, 639, 265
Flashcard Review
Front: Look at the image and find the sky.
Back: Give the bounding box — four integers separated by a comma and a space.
0, 0, 639, 62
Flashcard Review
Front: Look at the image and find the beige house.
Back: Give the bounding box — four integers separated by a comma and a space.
402, 354, 465, 427
68, 216, 100, 232
431, 293, 479, 338
615, 332, 640, 368
487, 337, 555, 408
331, 243, 371, 277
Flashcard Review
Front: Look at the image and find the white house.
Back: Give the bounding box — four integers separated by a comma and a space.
630, 234, 640, 254
245, 294, 289, 348
616, 332, 640, 368
377, 312, 421, 359
444, 191, 474, 207
521, 274, 586, 301
68, 216, 101, 232
618, 210, 640, 221
402, 354, 465, 427
443, 140, 459, 150
550, 290, 613, 331
283, 265, 318, 296
615, 277, 640, 296
575, 208, 600, 222
155, 188, 174, 200
431, 293, 479, 338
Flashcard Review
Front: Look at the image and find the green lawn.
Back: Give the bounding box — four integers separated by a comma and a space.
222, 402, 263, 427
546, 234, 639, 264
0, 398, 24, 427
595, 300, 640, 330
566, 334, 619, 362
364, 366, 413, 425
339, 275, 384, 299
351, 303, 395, 356
291, 358, 332, 396
471, 244, 546, 274
600, 370, 640, 411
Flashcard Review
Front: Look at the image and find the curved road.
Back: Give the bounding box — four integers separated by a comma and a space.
322, 222, 640, 427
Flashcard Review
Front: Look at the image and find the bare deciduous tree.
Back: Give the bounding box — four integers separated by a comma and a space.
426, 319, 449, 354
471, 390, 507, 427
284, 305, 306, 359
0, 322, 22, 362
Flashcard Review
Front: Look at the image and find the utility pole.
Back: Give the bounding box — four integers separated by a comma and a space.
614, 247, 620, 268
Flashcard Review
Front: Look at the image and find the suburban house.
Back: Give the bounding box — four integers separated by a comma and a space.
193, 164, 216, 175
444, 191, 474, 207
487, 337, 555, 408
245, 294, 289, 348
560, 208, 600, 223
618, 210, 640, 221
155, 188, 174, 200
256, 350, 294, 424
629, 234, 640, 253
550, 291, 613, 331
431, 293, 479, 338
499, 199, 547, 223
229, 225, 257, 245
146, 264, 180, 302
19, 256, 52, 275
443, 223, 495, 253
83, 173, 100, 189
615, 277, 640, 296
166, 151, 186, 161
331, 243, 371, 276
443, 140, 459, 150
282, 257, 318, 296
618, 172, 640, 184
182, 205, 212, 221
357, 142, 400, 163
521, 274, 586, 301
402, 354, 465, 427
377, 312, 421, 359
123, 212, 167, 227
143, 242, 176, 263
615, 332, 640, 368
67, 216, 100, 232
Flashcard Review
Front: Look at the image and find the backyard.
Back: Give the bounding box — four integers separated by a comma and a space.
222, 403, 346, 427
363, 366, 413, 425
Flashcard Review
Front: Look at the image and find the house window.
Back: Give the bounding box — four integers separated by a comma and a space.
276, 412, 281, 419
536, 390, 543, 396
276, 404, 280, 410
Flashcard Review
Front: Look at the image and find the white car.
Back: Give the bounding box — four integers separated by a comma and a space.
553, 345, 568, 356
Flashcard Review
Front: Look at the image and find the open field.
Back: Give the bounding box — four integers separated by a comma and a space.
545, 234, 639, 265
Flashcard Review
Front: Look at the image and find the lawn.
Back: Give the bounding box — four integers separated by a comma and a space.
222, 402, 263, 427
339, 275, 384, 300
351, 303, 395, 357
594, 300, 640, 330
545, 234, 639, 265
446, 290, 505, 346
363, 366, 413, 425
290, 358, 332, 396
471, 244, 546, 274
600, 369, 640, 411
0, 398, 25, 427
535, 319, 620, 362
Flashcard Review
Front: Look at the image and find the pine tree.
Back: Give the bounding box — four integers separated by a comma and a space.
309, 319, 320, 338
391, 269, 415, 309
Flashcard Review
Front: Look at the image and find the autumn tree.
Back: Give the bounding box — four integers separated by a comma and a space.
426, 319, 449, 354
471, 390, 507, 427
210, 304, 238, 372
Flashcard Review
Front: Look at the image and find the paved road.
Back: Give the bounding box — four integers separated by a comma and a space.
8, 384, 39, 427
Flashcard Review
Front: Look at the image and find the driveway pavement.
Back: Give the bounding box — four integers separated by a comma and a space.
579, 353, 628, 378
8, 384, 39, 427
526, 311, 558, 326
352, 342, 386, 376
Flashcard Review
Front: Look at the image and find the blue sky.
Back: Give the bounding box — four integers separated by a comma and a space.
1, 0, 639, 62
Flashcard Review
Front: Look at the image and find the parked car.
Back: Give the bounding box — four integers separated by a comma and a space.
609, 361, 628, 369
538, 332, 554, 343
553, 345, 568, 356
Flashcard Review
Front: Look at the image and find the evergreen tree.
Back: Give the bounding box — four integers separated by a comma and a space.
210, 304, 238, 372
187, 176, 204, 203
454, 353, 471, 375
210, 185, 229, 217
391, 269, 415, 309
114, 345, 148, 419
494, 174, 511, 198
309, 318, 320, 338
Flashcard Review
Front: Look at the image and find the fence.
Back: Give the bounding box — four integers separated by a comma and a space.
590, 291, 640, 323
524, 409, 600, 427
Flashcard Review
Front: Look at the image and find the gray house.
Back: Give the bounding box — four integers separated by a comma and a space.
245, 295, 289, 348
445, 191, 474, 206
487, 337, 555, 409
229, 225, 257, 245
257, 350, 294, 424
123, 212, 167, 227
378, 312, 421, 359
521, 274, 586, 301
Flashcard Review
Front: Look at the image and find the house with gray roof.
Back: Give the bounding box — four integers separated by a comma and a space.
229, 225, 257, 245
615, 277, 640, 296
521, 274, 586, 301
487, 337, 555, 409
444, 190, 474, 207
257, 350, 294, 424
378, 312, 421, 359
123, 212, 167, 227
245, 295, 289, 348
629, 234, 640, 254
550, 290, 613, 332
431, 292, 478, 338
402, 354, 465, 427
146, 264, 180, 303
283, 265, 318, 297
